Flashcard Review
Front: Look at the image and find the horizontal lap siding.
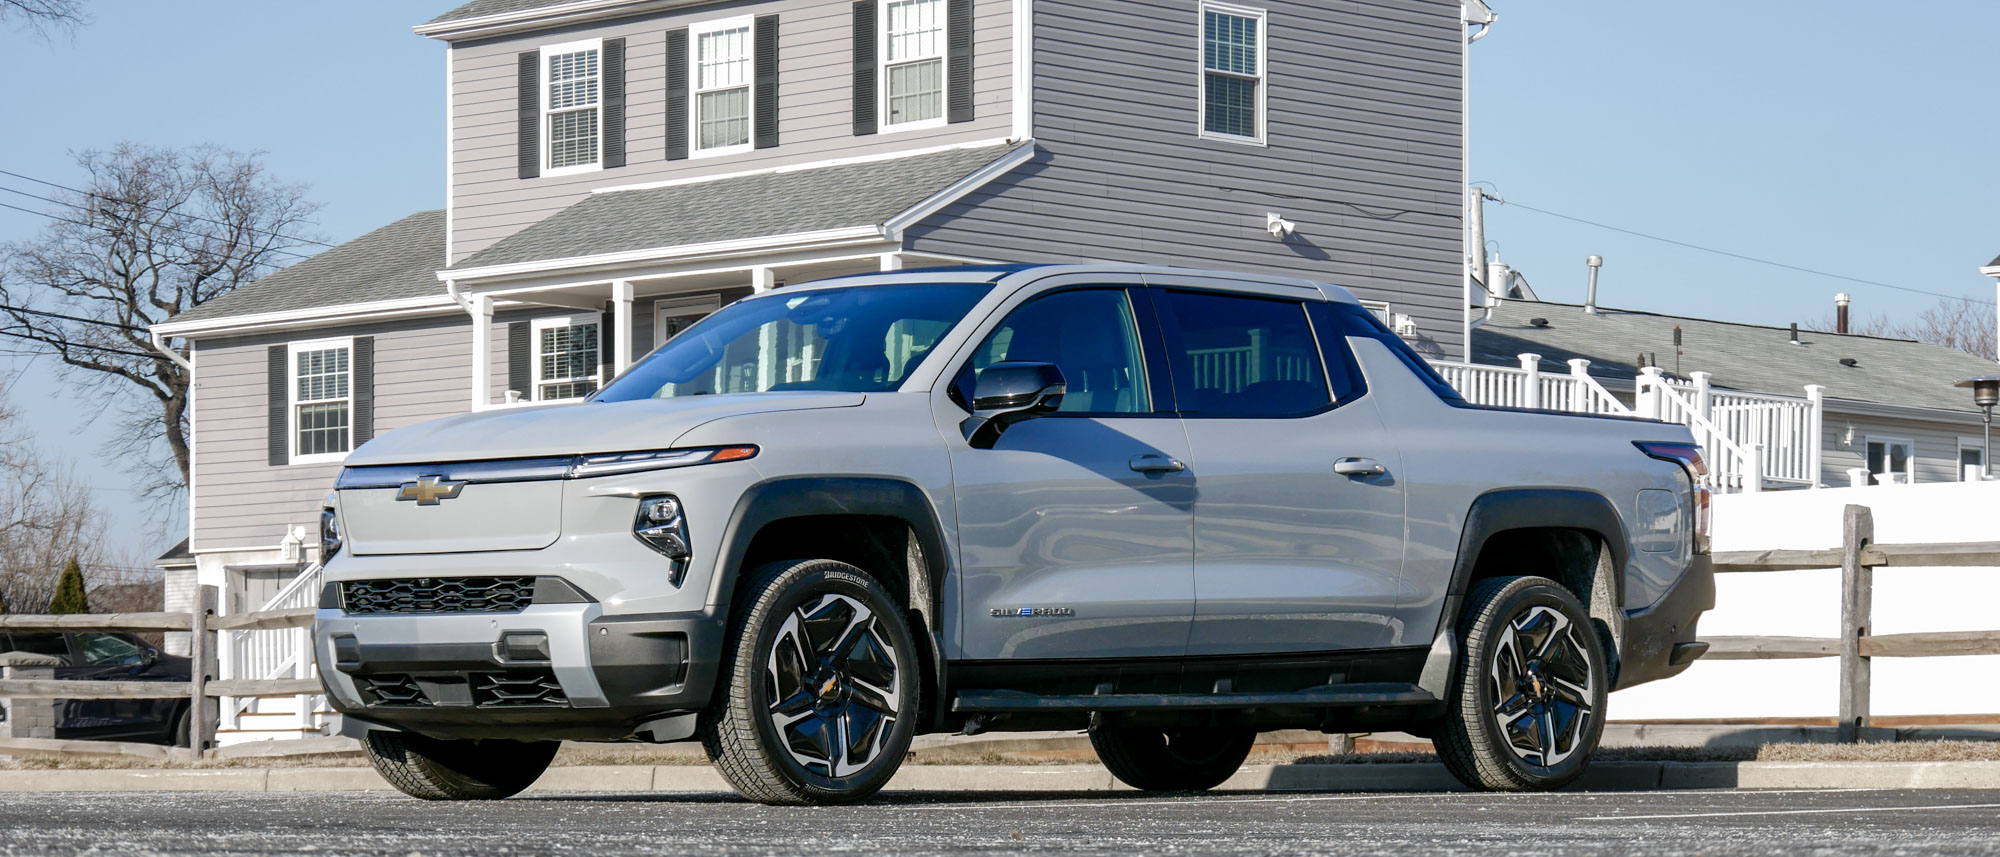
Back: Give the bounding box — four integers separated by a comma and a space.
906, 0, 1466, 357
450, 0, 1015, 264
1819, 411, 1984, 487
190, 315, 472, 550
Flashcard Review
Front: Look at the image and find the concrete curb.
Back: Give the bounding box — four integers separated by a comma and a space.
4, 760, 2000, 793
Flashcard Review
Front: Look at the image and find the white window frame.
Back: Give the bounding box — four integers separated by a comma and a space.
1197, 1, 1268, 147
688, 16, 757, 159
541, 37, 605, 178
878, 0, 950, 134
1958, 436, 1987, 481
1865, 435, 1916, 485
653, 294, 723, 347
287, 336, 354, 466
532, 313, 602, 402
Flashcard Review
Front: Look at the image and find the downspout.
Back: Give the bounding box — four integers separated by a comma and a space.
149, 329, 194, 372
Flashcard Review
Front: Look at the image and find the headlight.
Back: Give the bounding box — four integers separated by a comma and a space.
319, 506, 342, 560
570, 445, 757, 479
634, 495, 691, 585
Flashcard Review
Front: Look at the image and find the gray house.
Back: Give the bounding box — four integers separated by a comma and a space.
151, 0, 1481, 740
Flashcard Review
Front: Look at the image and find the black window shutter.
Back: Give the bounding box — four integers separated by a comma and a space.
351, 337, 375, 446
598, 309, 616, 385
508, 321, 532, 399
266, 345, 289, 466
665, 29, 690, 161
754, 16, 780, 149
602, 38, 627, 168
852, 0, 878, 136
946, 0, 974, 123
517, 51, 541, 179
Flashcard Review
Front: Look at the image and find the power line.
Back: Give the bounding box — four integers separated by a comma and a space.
0, 302, 149, 332
0, 327, 162, 360
0, 167, 336, 249
0, 193, 314, 262
1485, 194, 1998, 308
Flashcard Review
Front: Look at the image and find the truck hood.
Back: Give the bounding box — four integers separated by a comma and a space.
343, 392, 866, 466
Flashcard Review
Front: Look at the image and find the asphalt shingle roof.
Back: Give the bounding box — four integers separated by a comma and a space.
425, 0, 581, 26
1473, 299, 1998, 415
451, 143, 1029, 271
167, 210, 445, 324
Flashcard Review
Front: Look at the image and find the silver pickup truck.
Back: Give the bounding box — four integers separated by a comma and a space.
315, 264, 1714, 805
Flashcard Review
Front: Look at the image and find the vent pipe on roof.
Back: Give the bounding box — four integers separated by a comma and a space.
1584, 255, 1603, 314
1790, 322, 1802, 345
1836, 292, 1852, 334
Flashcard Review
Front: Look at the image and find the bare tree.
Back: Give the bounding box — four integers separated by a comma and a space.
0, 144, 323, 504
0, 0, 86, 38
1809, 296, 1997, 360
0, 385, 121, 612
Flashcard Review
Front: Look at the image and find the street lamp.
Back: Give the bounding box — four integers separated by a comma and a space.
1956, 376, 2000, 479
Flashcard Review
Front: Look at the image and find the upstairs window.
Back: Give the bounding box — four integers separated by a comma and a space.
1200, 3, 1266, 144
534, 315, 601, 401
882, 0, 947, 129
693, 18, 754, 155
543, 39, 602, 174
291, 338, 352, 463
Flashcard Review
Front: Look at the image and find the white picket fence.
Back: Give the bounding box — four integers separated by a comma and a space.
1433, 353, 1825, 493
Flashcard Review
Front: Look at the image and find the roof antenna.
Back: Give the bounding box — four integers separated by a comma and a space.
1584, 255, 1603, 315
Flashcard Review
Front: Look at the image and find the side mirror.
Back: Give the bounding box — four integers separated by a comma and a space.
960, 362, 1066, 449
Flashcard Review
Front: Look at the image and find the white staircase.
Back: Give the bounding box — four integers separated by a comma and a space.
216, 562, 332, 746
1432, 354, 1825, 493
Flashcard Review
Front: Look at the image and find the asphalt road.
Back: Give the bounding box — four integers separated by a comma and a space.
1, 788, 1997, 856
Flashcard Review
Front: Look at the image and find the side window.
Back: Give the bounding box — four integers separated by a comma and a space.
1329, 301, 1464, 402
9, 633, 69, 660
955, 289, 1152, 415
72, 632, 146, 667
1157, 290, 1328, 418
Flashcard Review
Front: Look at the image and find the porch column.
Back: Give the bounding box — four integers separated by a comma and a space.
468, 293, 492, 411
612, 279, 634, 376
750, 266, 775, 294
880, 252, 904, 272
1806, 384, 1827, 488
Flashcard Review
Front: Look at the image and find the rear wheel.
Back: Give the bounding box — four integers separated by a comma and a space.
362, 731, 559, 800
1090, 726, 1256, 791
1435, 576, 1608, 791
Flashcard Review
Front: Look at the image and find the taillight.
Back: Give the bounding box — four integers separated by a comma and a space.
1636, 442, 1711, 555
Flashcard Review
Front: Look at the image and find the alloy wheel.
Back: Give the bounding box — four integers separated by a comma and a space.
764, 592, 901, 778
1487, 604, 1596, 767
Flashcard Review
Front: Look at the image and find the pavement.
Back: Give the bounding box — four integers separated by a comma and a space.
1, 788, 1997, 856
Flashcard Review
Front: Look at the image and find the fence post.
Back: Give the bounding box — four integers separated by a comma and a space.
1746, 443, 1765, 493
1838, 504, 1874, 742
0, 653, 63, 740
1518, 353, 1541, 410
1637, 366, 1664, 419
189, 585, 218, 757
1805, 385, 1827, 488
1691, 371, 1713, 424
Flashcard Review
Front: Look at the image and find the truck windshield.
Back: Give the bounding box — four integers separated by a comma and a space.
594, 282, 993, 401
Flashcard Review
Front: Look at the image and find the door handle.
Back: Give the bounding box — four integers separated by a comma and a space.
1129, 454, 1187, 474
1334, 457, 1387, 477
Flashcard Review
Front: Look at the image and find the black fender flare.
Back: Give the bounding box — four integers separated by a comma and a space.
1436, 488, 1632, 674
707, 476, 953, 729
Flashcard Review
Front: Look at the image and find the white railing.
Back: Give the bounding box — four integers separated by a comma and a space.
219, 562, 325, 739
1188, 342, 1312, 394
1659, 374, 1824, 487
1635, 369, 1765, 493
1432, 354, 1634, 416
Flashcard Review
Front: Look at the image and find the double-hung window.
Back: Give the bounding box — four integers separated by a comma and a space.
692, 18, 754, 155
1200, 3, 1266, 144
1866, 436, 1915, 485
881, 0, 947, 130
543, 39, 603, 175
290, 338, 352, 463
534, 315, 601, 401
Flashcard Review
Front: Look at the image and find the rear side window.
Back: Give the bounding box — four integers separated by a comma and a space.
1328, 301, 1463, 402
1155, 290, 1330, 418
6, 633, 69, 659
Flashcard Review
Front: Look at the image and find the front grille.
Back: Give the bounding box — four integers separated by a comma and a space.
472, 671, 568, 707
360, 675, 431, 707
342, 577, 535, 614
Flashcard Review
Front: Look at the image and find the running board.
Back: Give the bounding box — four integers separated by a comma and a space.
951, 682, 1438, 714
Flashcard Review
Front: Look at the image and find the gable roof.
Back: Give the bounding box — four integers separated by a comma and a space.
424, 0, 579, 26
165, 210, 445, 326
449, 142, 1032, 273
1472, 299, 1997, 415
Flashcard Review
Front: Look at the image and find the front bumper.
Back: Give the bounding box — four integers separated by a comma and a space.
316, 588, 725, 742
1614, 553, 1716, 691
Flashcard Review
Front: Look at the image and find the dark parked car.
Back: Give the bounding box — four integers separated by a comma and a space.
0, 631, 191, 745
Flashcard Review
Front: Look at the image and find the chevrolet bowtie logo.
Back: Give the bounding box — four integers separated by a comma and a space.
396, 475, 466, 506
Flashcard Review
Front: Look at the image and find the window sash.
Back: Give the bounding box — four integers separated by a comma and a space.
881, 0, 947, 128
535, 319, 601, 401
1199, 4, 1266, 142
291, 342, 351, 461
544, 44, 602, 171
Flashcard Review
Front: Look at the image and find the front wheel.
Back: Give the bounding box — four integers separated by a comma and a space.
1435, 576, 1608, 791
362, 731, 559, 800
1090, 727, 1256, 791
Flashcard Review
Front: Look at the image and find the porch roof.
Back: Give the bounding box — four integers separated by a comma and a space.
1473, 299, 1996, 414
445, 142, 1031, 277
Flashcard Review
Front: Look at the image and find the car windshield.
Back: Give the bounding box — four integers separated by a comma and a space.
594, 282, 992, 401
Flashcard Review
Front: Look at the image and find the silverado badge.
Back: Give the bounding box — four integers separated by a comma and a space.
396, 475, 467, 506
991, 607, 1074, 617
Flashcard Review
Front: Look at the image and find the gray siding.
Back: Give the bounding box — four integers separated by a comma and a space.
450, 0, 1015, 263
190, 314, 473, 550
905, 0, 1465, 356
1819, 410, 1986, 488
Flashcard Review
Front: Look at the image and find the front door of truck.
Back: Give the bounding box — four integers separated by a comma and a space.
1143, 279, 1409, 656
941, 282, 1195, 661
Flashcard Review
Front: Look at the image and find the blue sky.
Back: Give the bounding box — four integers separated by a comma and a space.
1, 1, 1994, 561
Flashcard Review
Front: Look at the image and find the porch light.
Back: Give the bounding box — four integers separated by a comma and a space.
1955, 376, 2000, 479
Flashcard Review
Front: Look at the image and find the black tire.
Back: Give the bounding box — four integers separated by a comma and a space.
362, 731, 559, 800
1090, 727, 1256, 791
1436, 576, 1609, 792
699, 559, 921, 806
169, 706, 191, 748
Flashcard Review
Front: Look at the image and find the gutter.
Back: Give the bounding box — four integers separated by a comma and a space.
148, 329, 193, 372
414, 0, 710, 40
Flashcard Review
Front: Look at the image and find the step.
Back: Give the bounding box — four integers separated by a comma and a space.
215, 727, 328, 735
952, 683, 1438, 713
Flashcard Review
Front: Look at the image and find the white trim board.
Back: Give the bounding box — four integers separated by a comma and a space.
590, 137, 1018, 195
